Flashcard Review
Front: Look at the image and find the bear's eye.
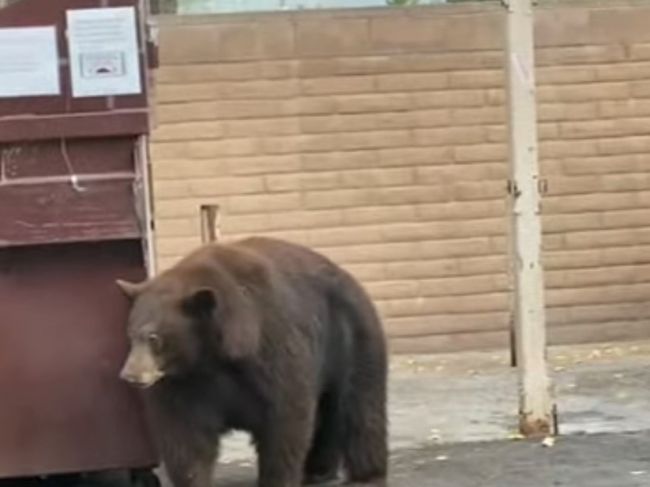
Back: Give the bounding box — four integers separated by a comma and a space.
147, 333, 163, 353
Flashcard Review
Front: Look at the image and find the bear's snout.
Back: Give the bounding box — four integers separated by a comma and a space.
119, 346, 164, 388
120, 364, 164, 389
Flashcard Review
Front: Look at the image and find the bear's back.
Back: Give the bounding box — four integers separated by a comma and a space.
234, 236, 335, 277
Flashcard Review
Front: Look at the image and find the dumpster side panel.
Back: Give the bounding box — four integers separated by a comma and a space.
0, 0, 159, 477
0, 241, 157, 477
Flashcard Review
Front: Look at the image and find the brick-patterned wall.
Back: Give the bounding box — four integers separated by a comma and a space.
152, 2, 650, 353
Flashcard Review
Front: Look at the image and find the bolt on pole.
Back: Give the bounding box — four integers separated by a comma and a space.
503, 0, 557, 437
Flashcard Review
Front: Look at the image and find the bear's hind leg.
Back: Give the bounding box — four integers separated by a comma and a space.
341, 360, 387, 484
303, 391, 344, 485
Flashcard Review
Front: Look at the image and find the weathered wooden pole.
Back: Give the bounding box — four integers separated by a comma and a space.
200, 204, 221, 244
503, 0, 557, 437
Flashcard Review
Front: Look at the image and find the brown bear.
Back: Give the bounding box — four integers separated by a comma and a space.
116, 236, 388, 487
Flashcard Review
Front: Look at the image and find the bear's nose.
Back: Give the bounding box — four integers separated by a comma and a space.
120, 365, 163, 388
119, 367, 139, 384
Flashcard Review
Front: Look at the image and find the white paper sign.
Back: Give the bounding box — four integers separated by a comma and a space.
0, 26, 61, 98
66, 7, 142, 98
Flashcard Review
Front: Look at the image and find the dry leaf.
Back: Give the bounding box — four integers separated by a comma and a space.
541, 437, 555, 448
508, 432, 525, 440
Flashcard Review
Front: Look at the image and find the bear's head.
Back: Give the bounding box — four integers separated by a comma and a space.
116, 249, 265, 389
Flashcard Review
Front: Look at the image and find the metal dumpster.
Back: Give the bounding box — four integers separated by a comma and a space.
0, 0, 159, 482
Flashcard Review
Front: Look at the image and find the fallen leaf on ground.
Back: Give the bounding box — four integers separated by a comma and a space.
542, 437, 555, 448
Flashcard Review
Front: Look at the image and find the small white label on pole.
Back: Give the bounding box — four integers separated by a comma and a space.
66, 7, 142, 98
511, 53, 533, 93
0, 26, 61, 98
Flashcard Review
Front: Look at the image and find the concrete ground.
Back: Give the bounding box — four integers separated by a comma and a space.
209, 339, 650, 486
214, 431, 650, 486
7, 340, 650, 486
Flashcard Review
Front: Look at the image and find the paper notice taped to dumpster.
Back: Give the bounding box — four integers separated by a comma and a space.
0, 26, 61, 98
66, 7, 142, 98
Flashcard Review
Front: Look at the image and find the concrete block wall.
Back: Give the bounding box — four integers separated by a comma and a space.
151, 2, 650, 353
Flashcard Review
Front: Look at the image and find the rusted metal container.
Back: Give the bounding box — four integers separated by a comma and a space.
0, 0, 159, 482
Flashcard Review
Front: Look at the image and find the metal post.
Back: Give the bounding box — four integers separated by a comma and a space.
503, 0, 557, 437
200, 204, 221, 244
134, 135, 158, 277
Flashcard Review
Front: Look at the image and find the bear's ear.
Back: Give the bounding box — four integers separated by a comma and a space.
183, 286, 258, 359
182, 287, 217, 318
116, 279, 145, 299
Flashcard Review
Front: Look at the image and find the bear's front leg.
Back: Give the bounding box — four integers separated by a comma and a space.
158, 430, 219, 487
256, 408, 316, 487
164, 452, 216, 487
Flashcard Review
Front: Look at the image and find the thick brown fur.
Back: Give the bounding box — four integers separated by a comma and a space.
118, 237, 388, 487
